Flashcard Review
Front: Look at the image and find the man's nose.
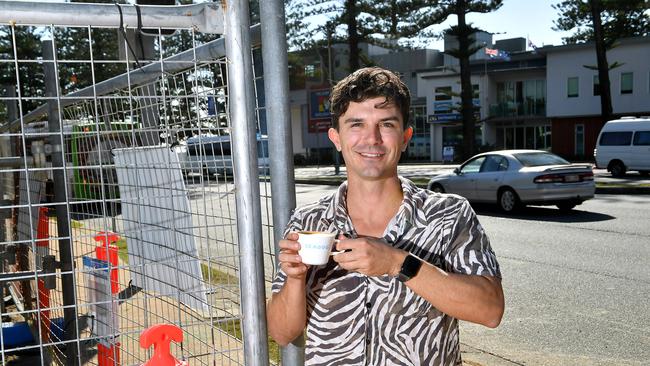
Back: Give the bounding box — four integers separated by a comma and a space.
363, 125, 382, 144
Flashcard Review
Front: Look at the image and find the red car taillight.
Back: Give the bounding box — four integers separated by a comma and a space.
534, 172, 594, 183
533, 174, 564, 183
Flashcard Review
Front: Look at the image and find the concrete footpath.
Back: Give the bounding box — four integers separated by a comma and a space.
294, 163, 650, 195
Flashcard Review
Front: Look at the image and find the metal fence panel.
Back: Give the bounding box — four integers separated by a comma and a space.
0, 2, 278, 365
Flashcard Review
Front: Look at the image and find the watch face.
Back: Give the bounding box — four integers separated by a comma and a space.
398, 255, 422, 282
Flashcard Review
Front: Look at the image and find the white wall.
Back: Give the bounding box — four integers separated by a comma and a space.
289, 90, 307, 154
291, 106, 305, 154
547, 40, 650, 117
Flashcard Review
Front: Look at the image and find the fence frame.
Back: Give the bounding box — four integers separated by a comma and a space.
0, 1, 276, 364
258, 1, 302, 365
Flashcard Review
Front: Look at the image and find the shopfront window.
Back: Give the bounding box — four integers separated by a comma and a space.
495, 125, 551, 150
406, 105, 430, 160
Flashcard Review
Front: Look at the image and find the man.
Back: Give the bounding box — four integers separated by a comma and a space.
267, 67, 504, 365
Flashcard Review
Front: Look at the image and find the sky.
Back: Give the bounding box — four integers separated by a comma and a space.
16, 0, 574, 49
427, 0, 573, 49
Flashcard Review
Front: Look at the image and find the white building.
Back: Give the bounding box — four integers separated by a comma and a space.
545, 36, 650, 159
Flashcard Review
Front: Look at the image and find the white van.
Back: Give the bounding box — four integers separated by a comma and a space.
594, 117, 650, 177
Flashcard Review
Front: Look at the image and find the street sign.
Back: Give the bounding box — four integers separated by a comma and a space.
308, 119, 332, 133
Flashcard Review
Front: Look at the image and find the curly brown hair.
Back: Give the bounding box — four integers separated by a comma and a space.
330, 67, 411, 130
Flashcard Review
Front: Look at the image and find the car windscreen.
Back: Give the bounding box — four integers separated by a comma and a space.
513, 152, 569, 167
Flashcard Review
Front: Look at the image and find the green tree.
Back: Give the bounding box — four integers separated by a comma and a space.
553, 0, 650, 121
421, 0, 503, 160
286, 0, 433, 73
0, 25, 44, 119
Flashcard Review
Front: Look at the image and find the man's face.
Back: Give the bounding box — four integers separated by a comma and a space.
328, 97, 413, 181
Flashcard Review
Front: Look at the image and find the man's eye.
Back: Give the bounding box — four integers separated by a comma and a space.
381, 122, 395, 128
351, 122, 363, 128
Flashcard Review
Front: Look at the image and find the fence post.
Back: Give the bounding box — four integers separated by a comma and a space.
258, 1, 303, 365
224, 1, 270, 365
42, 39, 80, 365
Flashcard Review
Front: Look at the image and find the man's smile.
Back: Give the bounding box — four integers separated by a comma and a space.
357, 151, 385, 158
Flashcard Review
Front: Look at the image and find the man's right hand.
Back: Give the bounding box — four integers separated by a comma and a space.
268, 232, 309, 346
278, 232, 310, 280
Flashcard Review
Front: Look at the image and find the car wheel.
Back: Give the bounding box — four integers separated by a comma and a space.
498, 188, 520, 213
556, 202, 577, 212
429, 183, 445, 193
609, 161, 626, 177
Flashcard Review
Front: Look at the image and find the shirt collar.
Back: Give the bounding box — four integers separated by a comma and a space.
322, 176, 419, 238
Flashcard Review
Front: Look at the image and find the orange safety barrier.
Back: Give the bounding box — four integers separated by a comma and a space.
140, 324, 187, 366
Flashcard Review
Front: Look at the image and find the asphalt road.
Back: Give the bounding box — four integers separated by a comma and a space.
294, 185, 650, 366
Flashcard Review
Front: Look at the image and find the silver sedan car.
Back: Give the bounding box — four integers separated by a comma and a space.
427, 150, 595, 212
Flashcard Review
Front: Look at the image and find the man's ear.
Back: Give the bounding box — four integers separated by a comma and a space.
328, 128, 341, 152
402, 127, 413, 152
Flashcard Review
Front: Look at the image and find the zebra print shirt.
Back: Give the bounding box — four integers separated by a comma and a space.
271, 177, 501, 366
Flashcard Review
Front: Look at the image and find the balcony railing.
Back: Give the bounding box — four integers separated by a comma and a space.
489, 100, 546, 118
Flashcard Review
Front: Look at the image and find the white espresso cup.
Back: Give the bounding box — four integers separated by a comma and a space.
297, 231, 340, 265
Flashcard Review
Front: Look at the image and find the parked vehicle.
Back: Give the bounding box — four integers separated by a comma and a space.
183, 134, 269, 176
427, 150, 595, 212
594, 116, 650, 177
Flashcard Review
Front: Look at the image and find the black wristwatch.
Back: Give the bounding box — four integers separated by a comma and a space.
396, 254, 423, 282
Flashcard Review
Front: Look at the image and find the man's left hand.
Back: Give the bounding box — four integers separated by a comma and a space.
332, 235, 408, 277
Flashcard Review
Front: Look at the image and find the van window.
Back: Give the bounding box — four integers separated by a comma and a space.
633, 131, 650, 146
599, 131, 632, 146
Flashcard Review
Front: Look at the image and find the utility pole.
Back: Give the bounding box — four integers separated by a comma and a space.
327, 23, 340, 175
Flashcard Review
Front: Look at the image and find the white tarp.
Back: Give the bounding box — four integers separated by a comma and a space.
113, 146, 208, 313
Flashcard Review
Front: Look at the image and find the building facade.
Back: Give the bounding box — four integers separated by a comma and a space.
288, 35, 650, 163
545, 36, 650, 160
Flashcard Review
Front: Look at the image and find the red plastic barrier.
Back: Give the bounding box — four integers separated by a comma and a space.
36, 207, 50, 342
140, 324, 187, 366
94, 231, 121, 365
98, 343, 121, 366
94, 231, 120, 294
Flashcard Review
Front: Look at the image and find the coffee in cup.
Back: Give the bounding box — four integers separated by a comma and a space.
297, 231, 338, 265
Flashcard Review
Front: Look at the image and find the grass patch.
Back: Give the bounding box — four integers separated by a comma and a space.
215, 319, 281, 364
596, 182, 650, 188
70, 220, 84, 229
201, 263, 239, 285
115, 238, 129, 263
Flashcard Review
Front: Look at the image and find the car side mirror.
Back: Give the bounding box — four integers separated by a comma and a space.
453, 167, 461, 175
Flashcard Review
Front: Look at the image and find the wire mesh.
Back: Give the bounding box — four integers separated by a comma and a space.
1, 13, 276, 366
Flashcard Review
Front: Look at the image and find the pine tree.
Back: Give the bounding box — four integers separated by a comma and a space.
418, 0, 503, 160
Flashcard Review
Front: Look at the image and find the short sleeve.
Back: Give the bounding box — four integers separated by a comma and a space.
270, 208, 304, 294
444, 198, 501, 278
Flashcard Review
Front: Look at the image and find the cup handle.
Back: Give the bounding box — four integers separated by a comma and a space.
331, 239, 350, 256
